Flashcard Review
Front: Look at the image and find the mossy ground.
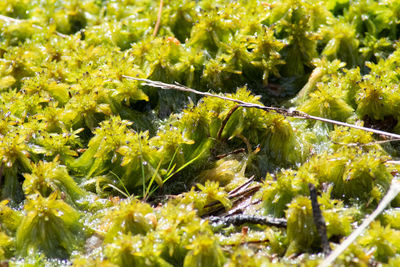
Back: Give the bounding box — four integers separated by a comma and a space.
1, 0, 400, 266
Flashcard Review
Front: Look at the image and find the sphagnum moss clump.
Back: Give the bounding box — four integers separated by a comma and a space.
2, 0, 400, 265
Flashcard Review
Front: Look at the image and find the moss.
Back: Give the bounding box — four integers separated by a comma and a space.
0, 200, 22, 234
298, 86, 354, 122
2, 0, 400, 265
22, 158, 86, 207
16, 193, 84, 258
358, 221, 400, 263
320, 18, 360, 67
285, 196, 318, 256
104, 234, 172, 267
382, 208, 400, 230
301, 149, 391, 203
318, 186, 357, 238
101, 199, 155, 242
224, 246, 285, 267
183, 234, 226, 267
263, 169, 316, 218
332, 243, 371, 266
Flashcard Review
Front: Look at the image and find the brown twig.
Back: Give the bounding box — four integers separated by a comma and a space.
202, 185, 261, 217
229, 185, 260, 199
203, 182, 260, 209
208, 214, 287, 228
215, 148, 246, 159
217, 105, 240, 140
225, 199, 262, 216
153, 0, 164, 37
202, 184, 261, 217
123, 76, 400, 140
237, 134, 253, 155
228, 176, 255, 196
308, 183, 331, 256
222, 238, 270, 246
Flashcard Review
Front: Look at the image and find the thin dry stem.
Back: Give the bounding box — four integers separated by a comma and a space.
333, 138, 400, 147
228, 176, 255, 196
123, 76, 400, 140
153, 0, 164, 37
215, 148, 246, 159
217, 105, 240, 141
